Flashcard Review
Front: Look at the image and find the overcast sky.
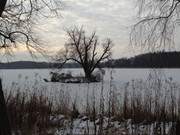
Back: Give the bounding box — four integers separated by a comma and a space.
1, 0, 179, 62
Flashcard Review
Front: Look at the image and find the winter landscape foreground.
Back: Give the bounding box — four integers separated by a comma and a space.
1, 68, 180, 135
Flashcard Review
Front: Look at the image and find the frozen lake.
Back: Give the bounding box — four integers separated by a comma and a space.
0, 68, 180, 84
0, 68, 180, 111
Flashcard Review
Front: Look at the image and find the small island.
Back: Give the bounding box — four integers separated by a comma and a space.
46, 71, 103, 83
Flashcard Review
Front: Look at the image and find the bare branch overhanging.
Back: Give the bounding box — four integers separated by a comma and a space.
131, 0, 180, 51
0, 0, 61, 55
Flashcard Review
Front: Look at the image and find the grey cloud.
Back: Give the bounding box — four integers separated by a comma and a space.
12, 0, 142, 61
57, 0, 136, 58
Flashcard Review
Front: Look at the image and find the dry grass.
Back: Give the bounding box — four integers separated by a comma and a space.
3, 70, 180, 134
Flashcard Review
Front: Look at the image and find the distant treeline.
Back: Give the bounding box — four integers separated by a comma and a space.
102, 51, 180, 68
0, 61, 80, 69
0, 51, 180, 69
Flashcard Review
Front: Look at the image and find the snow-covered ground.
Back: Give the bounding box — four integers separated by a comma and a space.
48, 114, 174, 135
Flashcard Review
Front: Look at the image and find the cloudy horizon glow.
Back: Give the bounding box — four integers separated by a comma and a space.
1, 0, 179, 62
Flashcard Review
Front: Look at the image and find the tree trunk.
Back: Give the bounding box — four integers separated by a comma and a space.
0, 79, 11, 135
0, 1, 11, 134
176, 121, 180, 135
84, 69, 93, 82
0, 0, 7, 17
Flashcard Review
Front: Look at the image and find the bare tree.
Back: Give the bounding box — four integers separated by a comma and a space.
131, 1, 180, 133
0, 0, 61, 134
55, 27, 113, 82
0, 0, 61, 54
131, 0, 180, 50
